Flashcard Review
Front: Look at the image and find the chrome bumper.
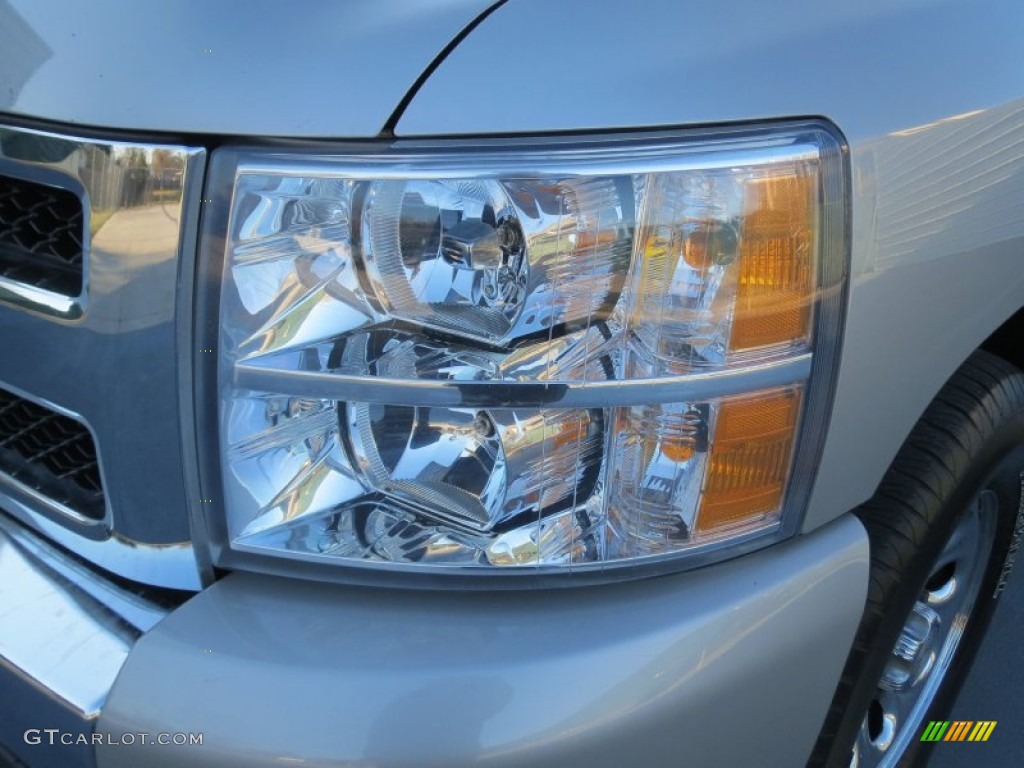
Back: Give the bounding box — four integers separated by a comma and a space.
0, 514, 168, 767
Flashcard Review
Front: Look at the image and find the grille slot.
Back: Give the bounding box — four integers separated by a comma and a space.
0, 175, 85, 296
0, 388, 105, 521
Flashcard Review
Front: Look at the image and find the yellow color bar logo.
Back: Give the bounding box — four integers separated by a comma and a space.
921, 721, 997, 742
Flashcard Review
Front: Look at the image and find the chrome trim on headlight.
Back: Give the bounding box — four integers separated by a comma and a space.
235, 354, 813, 408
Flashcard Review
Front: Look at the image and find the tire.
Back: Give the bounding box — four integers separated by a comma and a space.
810, 350, 1024, 768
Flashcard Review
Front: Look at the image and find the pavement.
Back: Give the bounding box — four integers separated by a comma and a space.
930, 565, 1024, 767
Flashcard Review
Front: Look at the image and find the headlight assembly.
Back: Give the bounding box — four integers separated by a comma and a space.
196, 123, 847, 585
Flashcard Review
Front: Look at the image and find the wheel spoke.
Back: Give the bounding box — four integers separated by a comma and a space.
852, 489, 998, 767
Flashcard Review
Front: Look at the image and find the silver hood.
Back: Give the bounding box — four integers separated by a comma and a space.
0, 0, 496, 137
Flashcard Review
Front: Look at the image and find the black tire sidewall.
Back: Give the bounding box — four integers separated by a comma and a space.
911, 439, 1024, 764
827, 391, 1024, 767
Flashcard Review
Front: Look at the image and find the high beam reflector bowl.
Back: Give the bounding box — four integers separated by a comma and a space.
345, 403, 604, 532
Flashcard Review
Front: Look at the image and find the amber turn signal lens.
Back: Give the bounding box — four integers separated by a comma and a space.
730, 173, 816, 351
696, 388, 802, 534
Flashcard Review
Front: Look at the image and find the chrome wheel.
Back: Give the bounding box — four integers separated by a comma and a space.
851, 490, 999, 768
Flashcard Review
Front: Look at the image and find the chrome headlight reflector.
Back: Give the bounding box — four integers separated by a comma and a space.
199, 123, 846, 583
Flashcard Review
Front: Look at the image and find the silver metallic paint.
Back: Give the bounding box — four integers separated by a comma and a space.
0, 0, 1015, 763
95, 515, 868, 768
0, 0, 498, 137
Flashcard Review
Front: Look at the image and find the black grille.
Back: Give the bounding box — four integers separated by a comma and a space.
0, 175, 85, 296
0, 388, 104, 521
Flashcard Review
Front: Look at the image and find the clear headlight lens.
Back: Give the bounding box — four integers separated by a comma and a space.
201, 123, 846, 581
358, 176, 630, 344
